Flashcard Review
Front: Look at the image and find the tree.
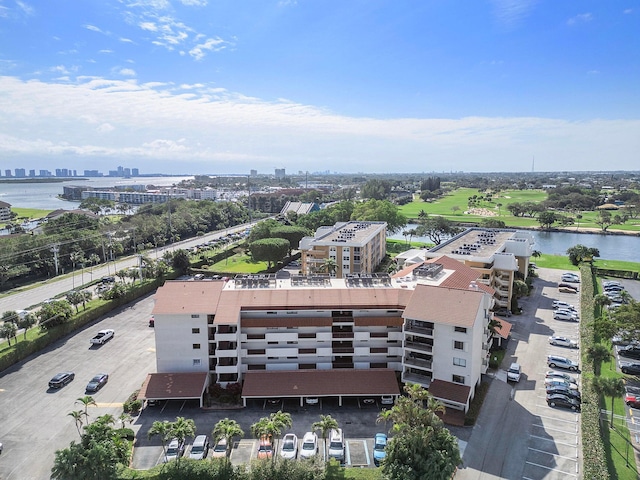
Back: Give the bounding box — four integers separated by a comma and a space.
586, 344, 612, 376
212, 418, 244, 460
118, 412, 132, 430
170, 416, 196, 468
377, 384, 460, 480
249, 238, 290, 269
592, 376, 626, 427
18, 312, 37, 339
312, 414, 339, 462
148, 420, 173, 462
0, 319, 18, 346
271, 226, 310, 256
38, 300, 73, 330
66, 290, 84, 314
537, 211, 557, 229
75, 396, 97, 423
351, 199, 407, 234
595, 209, 613, 232
171, 249, 191, 274
68, 410, 85, 437
318, 258, 337, 276
566, 244, 600, 265
415, 215, 461, 245
594, 294, 612, 308
251, 411, 292, 463
69, 250, 85, 289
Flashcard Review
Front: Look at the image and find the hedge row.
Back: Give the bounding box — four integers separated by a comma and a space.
579, 264, 610, 480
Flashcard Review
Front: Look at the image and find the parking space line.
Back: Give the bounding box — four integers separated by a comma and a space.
528, 447, 578, 461
532, 423, 578, 434
535, 415, 579, 427
525, 460, 578, 476
530, 434, 578, 447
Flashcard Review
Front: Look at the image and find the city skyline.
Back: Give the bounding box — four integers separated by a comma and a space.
0, 1, 639, 174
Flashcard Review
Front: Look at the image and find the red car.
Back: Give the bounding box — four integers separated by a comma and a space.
625, 394, 640, 409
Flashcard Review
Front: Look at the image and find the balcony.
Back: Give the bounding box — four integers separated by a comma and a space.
402, 371, 432, 386
405, 324, 434, 336
404, 356, 433, 369
332, 347, 354, 354
332, 331, 354, 339
405, 340, 433, 353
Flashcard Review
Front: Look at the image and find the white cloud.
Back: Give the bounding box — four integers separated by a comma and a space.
491, 0, 537, 28
15, 1, 34, 16
567, 13, 593, 26
0, 76, 638, 173
180, 0, 207, 6
189, 37, 226, 60
118, 68, 137, 76
99, 49, 114, 54
139, 21, 158, 32
120, 37, 135, 43
623, 9, 633, 14
84, 24, 103, 33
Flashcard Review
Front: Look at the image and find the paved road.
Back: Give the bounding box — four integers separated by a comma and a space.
0, 295, 157, 480
457, 268, 583, 480
0, 222, 255, 314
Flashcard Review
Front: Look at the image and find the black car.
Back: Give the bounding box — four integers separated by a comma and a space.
546, 393, 581, 411
620, 363, 640, 375
546, 385, 581, 401
49, 372, 75, 389
86, 373, 109, 392
618, 345, 640, 360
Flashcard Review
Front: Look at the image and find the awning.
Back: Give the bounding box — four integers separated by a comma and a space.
493, 317, 513, 339
138, 372, 209, 408
428, 379, 472, 411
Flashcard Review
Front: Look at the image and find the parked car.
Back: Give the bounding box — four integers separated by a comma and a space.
257, 435, 273, 459
299, 432, 318, 459
603, 281, 622, 288
612, 333, 635, 346
507, 363, 522, 382
561, 274, 580, 283
549, 336, 579, 348
189, 435, 209, 460
554, 310, 579, 322
305, 397, 319, 405
85, 373, 109, 392
327, 428, 345, 463
559, 286, 578, 294
280, 433, 298, 459
90, 329, 115, 345
381, 395, 394, 405
165, 438, 185, 462
149, 315, 155, 327
211, 438, 228, 458
373, 433, 387, 466
552, 301, 576, 311
545, 371, 577, 384
618, 345, 640, 360
619, 362, 640, 375
48, 371, 75, 389
546, 385, 582, 401
547, 355, 579, 371
625, 394, 640, 409
545, 378, 579, 391
546, 393, 581, 411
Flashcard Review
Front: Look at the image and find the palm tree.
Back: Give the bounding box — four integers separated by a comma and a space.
267, 410, 292, 460
148, 420, 173, 462
68, 410, 84, 437
212, 418, 244, 460
118, 412, 132, 430
320, 258, 338, 276
171, 417, 196, 467
586, 344, 612, 375
75, 395, 96, 423
69, 251, 84, 289
312, 414, 339, 462
592, 376, 626, 427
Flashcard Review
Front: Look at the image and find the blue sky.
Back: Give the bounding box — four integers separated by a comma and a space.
0, 0, 639, 175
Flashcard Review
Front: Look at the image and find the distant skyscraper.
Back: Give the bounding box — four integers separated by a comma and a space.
250, 169, 257, 177
15, 168, 26, 177
5, 169, 12, 177
29, 170, 36, 177
132, 168, 139, 176
275, 168, 286, 179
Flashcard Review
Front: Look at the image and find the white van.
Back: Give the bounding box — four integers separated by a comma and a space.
327, 428, 345, 463
507, 363, 522, 382
189, 435, 209, 460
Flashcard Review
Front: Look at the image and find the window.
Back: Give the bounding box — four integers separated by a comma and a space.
248, 349, 265, 355
192, 328, 200, 334
454, 327, 467, 333
248, 364, 266, 370
452, 375, 465, 384
192, 359, 201, 366
286, 341, 298, 345
191, 314, 200, 318
454, 341, 464, 350
453, 357, 467, 367
192, 343, 201, 349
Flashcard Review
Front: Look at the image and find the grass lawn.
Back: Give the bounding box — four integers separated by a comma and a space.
399, 187, 640, 233
208, 253, 269, 274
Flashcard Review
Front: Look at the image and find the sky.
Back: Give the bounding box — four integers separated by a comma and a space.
0, 0, 639, 175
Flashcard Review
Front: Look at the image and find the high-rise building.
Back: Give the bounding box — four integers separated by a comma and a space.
15, 168, 26, 177
275, 168, 286, 179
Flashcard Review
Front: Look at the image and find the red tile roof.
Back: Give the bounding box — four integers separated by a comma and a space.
153, 281, 225, 315
242, 369, 400, 398
493, 317, 513, 339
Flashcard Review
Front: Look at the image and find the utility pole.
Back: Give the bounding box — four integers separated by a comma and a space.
247, 175, 252, 223
50, 244, 60, 277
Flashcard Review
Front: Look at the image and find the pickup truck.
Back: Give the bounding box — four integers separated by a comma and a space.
90, 329, 115, 345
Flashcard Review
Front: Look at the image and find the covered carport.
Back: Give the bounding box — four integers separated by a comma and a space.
241, 368, 400, 407
138, 372, 209, 408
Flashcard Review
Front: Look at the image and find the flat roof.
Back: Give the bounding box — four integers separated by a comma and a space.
138, 372, 208, 400
428, 228, 515, 258
242, 369, 400, 398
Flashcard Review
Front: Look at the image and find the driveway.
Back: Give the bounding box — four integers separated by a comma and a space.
457, 268, 582, 480
0, 295, 157, 480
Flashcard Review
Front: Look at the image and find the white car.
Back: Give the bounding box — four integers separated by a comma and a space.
554, 311, 579, 322
507, 363, 521, 382
90, 329, 115, 345
545, 371, 578, 384
562, 273, 580, 283
211, 438, 228, 458
299, 432, 318, 459
165, 438, 185, 462
280, 433, 298, 459
552, 301, 576, 311
549, 336, 579, 348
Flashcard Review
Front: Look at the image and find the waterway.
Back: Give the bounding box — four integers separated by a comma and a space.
390, 224, 640, 263
0, 176, 193, 210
